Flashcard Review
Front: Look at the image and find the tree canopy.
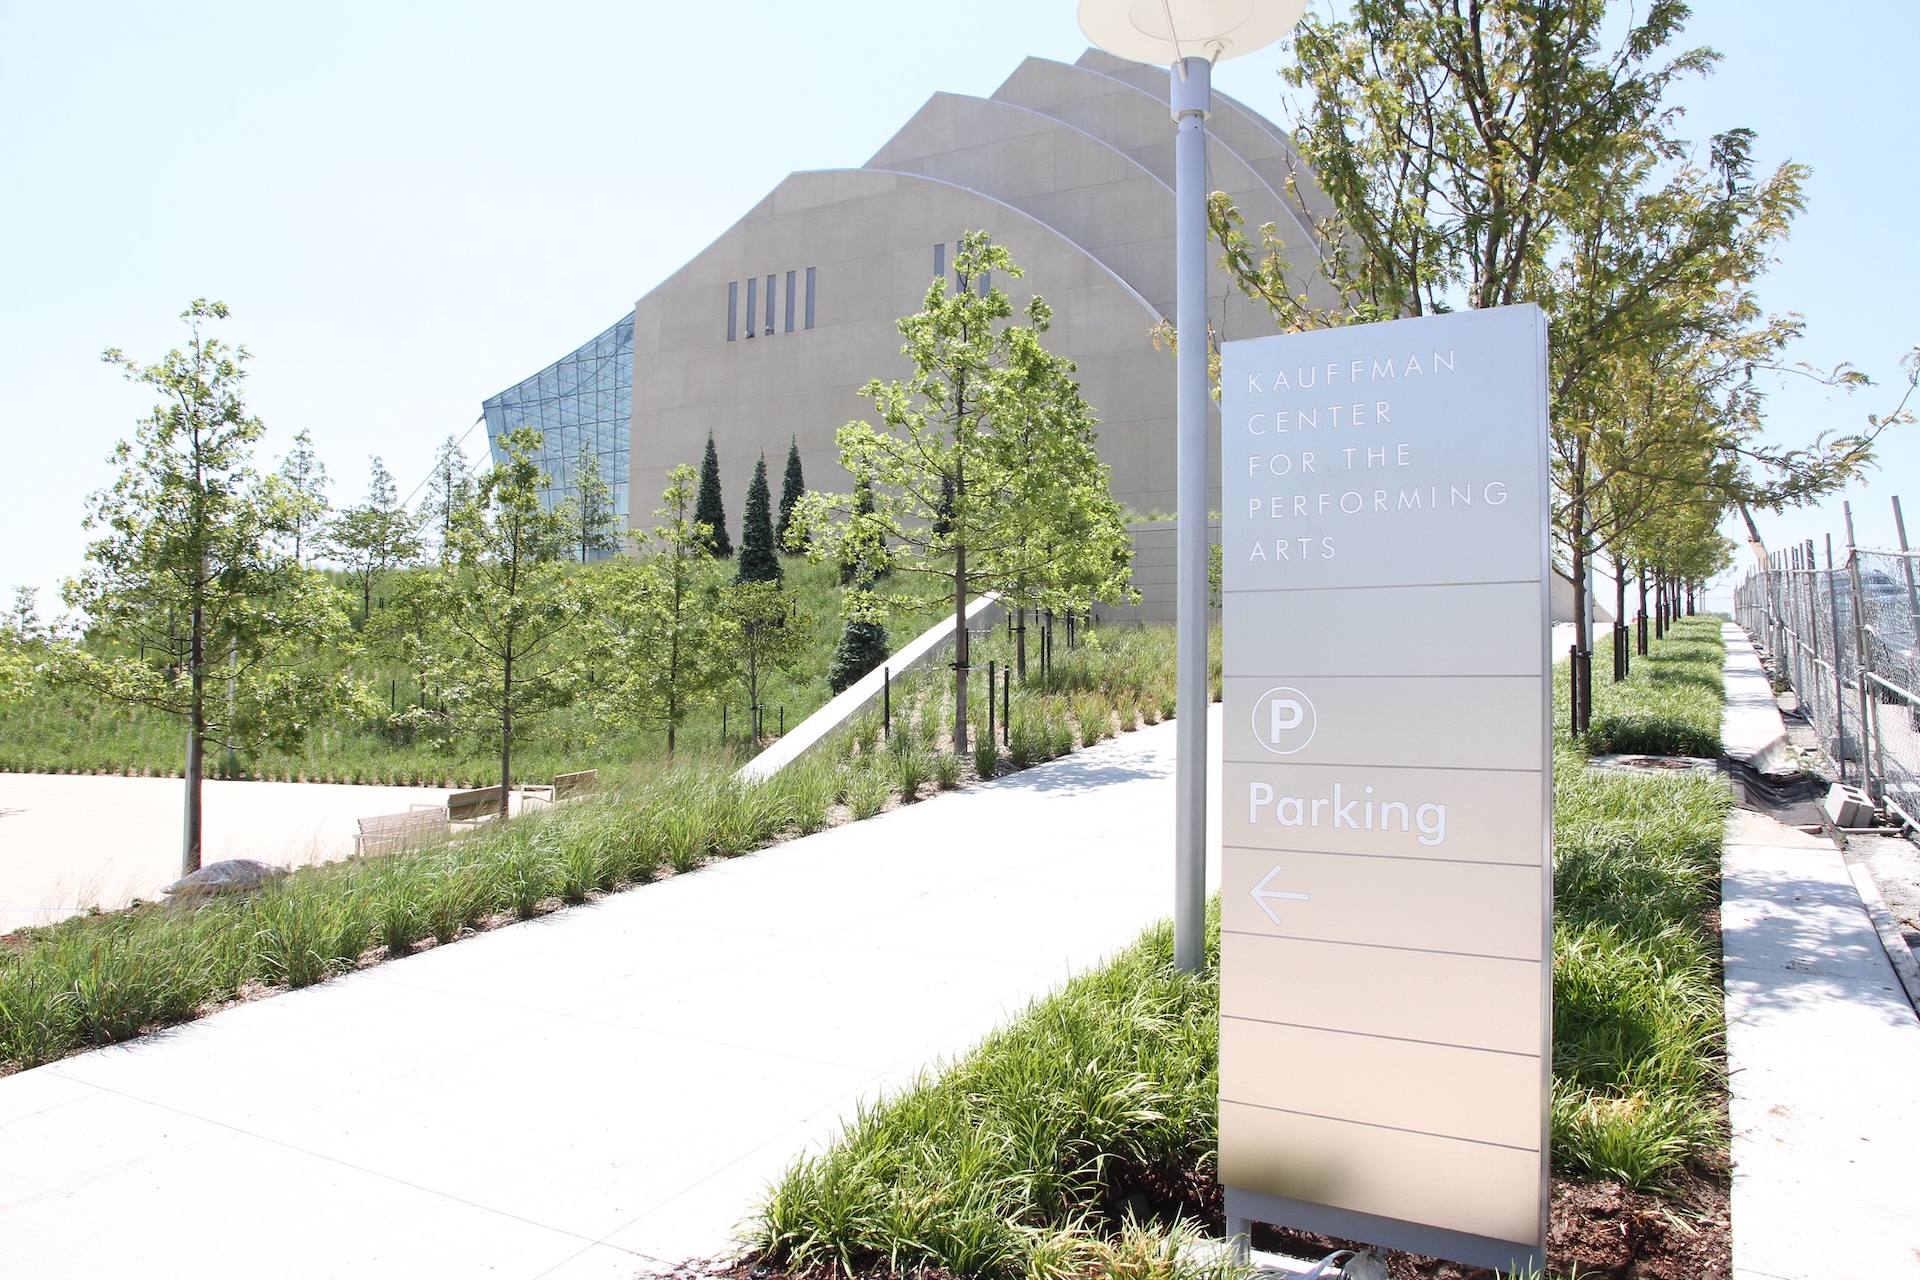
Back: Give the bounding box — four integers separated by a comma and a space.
791, 231, 1134, 749
62, 300, 359, 873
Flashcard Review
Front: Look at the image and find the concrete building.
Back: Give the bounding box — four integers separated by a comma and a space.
481, 49, 1332, 575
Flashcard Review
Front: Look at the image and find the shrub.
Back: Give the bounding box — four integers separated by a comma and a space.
973, 739, 999, 781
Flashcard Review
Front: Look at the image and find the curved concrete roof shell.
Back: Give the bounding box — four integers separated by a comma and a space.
486, 51, 1331, 541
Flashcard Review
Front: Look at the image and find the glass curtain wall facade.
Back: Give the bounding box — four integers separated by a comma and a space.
480, 314, 634, 549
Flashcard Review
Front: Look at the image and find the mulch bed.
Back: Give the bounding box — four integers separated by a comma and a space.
711, 1162, 1730, 1280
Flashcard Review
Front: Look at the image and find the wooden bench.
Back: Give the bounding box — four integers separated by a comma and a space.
552, 769, 600, 801
446, 786, 505, 824
355, 808, 449, 856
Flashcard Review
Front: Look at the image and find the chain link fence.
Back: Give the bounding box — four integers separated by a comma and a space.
1734, 500, 1920, 831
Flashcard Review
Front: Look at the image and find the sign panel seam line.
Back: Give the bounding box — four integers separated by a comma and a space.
1219, 578, 1540, 595
1225, 674, 1543, 682
1219, 1013, 1541, 1058
1218, 1098, 1541, 1153
1223, 760, 1543, 775
1222, 842, 1543, 869
1220, 928, 1541, 964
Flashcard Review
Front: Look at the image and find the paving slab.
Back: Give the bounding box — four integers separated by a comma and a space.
1722, 634, 1920, 1280
0, 712, 1223, 1279
0, 773, 457, 932
1722, 623, 1798, 777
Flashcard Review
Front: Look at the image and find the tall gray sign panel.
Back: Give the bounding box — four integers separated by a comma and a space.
1219, 306, 1551, 1272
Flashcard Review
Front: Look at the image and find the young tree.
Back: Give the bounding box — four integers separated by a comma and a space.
63, 300, 358, 874
395, 428, 584, 815
694, 430, 732, 557
722, 579, 810, 739
0, 589, 48, 703
565, 441, 621, 563
417, 434, 476, 568
776, 435, 805, 548
325, 456, 423, 624
790, 232, 1134, 750
735, 452, 782, 584
274, 428, 330, 566
587, 465, 732, 752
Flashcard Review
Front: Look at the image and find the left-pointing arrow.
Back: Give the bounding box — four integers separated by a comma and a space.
1250, 865, 1310, 926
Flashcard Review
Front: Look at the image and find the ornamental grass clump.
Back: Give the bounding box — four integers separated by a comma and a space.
753, 913, 1221, 1278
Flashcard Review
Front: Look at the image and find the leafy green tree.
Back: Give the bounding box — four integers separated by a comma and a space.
325, 456, 422, 624
1210, 0, 1894, 720
791, 232, 1134, 750
418, 434, 477, 568
777, 435, 805, 548
394, 428, 584, 814
735, 452, 782, 584
274, 428, 330, 566
565, 441, 621, 563
837, 476, 876, 586
63, 300, 359, 874
1211, 0, 1708, 324
587, 465, 731, 752
0, 589, 48, 704
722, 579, 810, 739
695, 430, 732, 557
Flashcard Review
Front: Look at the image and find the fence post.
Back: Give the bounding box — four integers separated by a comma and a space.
1823, 536, 1853, 783
1843, 503, 1882, 798
1896, 497, 1920, 661
986, 659, 996, 747
883, 666, 891, 738
1002, 666, 1011, 746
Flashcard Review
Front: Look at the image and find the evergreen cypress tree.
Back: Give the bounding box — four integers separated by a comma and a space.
735, 452, 782, 584
694, 430, 732, 557
776, 436, 804, 548
933, 473, 955, 537
827, 615, 891, 694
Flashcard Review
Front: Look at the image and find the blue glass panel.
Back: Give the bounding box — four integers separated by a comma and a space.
479, 312, 636, 548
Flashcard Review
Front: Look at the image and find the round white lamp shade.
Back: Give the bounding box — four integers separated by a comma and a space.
1077, 0, 1307, 65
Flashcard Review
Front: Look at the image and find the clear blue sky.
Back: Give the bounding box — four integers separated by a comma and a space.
2, 0, 1913, 613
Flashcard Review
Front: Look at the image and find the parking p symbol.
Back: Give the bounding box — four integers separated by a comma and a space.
1253, 686, 1316, 755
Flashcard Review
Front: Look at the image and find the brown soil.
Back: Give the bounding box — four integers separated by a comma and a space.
722, 1163, 1730, 1280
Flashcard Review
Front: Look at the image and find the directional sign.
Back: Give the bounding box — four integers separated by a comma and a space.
1218, 307, 1551, 1274
1247, 866, 1309, 925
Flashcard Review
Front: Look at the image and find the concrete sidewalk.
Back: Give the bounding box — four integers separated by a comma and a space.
1720, 623, 1797, 777
1721, 631, 1920, 1280
0, 714, 1222, 1280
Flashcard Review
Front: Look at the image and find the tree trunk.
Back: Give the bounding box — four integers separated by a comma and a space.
499, 650, 513, 819
182, 607, 205, 876
951, 573, 969, 752
1614, 563, 1629, 682
1637, 565, 1649, 656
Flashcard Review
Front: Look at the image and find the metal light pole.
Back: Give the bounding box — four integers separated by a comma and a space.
1079, 0, 1305, 972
